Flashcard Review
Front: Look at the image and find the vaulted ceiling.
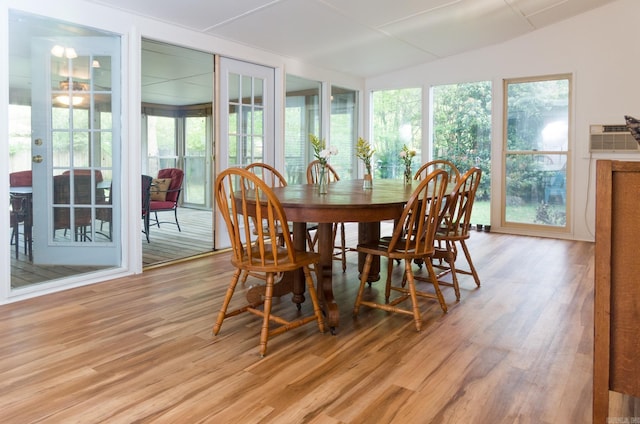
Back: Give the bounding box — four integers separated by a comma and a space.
89, 0, 616, 78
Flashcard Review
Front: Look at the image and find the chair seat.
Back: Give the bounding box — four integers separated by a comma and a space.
150, 200, 175, 210
235, 245, 321, 273
357, 239, 420, 260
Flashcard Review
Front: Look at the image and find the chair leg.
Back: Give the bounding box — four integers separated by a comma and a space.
386, 257, 394, 289
213, 269, 242, 336
404, 260, 422, 332
459, 240, 481, 287
340, 223, 346, 272
424, 260, 448, 313
259, 272, 276, 357
303, 265, 325, 334
12, 223, 19, 259
353, 253, 374, 315
174, 208, 181, 232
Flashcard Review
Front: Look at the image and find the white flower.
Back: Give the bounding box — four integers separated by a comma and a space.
399, 151, 407, 158
319, 147, 339, 159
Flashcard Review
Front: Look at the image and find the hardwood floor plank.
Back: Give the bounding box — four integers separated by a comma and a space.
0, 232, 596, 423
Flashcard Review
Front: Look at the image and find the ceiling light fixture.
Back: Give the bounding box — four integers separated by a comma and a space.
55, 80, 88, 106
50, 45, 78, 59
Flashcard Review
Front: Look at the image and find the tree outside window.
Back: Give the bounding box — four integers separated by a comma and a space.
371, 88, 422, 179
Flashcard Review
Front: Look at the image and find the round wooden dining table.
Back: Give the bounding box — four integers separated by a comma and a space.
266, 178, 419, 329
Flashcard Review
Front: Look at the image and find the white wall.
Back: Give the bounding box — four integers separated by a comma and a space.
365, 0, 639, 242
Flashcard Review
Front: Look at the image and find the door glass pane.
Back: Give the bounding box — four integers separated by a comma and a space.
285, 75, 321, 184
254, 78, 263, 106
371, 88, 421, 180
242, 76, 252, 105
184, 116, 206, 205
99, 131, 113, 169
147, 116, 176, 176
330, 86, 358, 179
228, 74, 265, 166
504, 76, 570, 229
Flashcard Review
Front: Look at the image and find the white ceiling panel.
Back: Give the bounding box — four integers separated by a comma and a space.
319, 0, 462, 28
85, 0, 617, 77
310, 32, 438, 76
92, 0, 283, 30
515, 0, 619, 28
383, 0, 532, 57
205, 0, 379, 58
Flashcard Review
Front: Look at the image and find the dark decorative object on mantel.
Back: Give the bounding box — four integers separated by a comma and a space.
624, 115, 640, 144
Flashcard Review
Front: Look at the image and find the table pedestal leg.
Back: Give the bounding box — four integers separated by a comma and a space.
317, 222, 339, 330
291, 222, 307, 307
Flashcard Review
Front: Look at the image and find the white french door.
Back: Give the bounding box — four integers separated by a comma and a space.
31, 36, 121, 266
216, 57, 274, 249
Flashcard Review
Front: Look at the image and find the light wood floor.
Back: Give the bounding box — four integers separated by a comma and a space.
0, 231, 595, 423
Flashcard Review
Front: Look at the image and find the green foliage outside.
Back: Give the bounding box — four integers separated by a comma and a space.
371, 88, 422, 179
432, 82, 492, 201
372, 83, 492, 224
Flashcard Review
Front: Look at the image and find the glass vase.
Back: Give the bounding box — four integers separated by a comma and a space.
318, 165, 328, 194
363, 173, 373, 190
404, 167, 412, 185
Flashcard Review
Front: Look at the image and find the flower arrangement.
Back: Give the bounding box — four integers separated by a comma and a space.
309, 134, 338, 166
356, 137, 375, 175
400, 144, 416, 184
309, 134, 338, 194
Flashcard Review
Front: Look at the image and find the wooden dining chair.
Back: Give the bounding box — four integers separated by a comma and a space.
429, 166, 483, 295
245, 162, 317, 249
213, 167, 325, 357
306, 160, 348, 272
353, 169, 450, 331
414, 159, 460, 183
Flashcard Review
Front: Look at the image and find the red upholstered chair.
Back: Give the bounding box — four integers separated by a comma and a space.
149, 168, 184, 231
141, 175, 153, 243
9, 170, 33, 260
9, 170, 33, 187
10, 193, 31, 260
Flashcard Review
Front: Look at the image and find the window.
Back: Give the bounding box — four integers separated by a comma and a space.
431, 81, 492, 225
143, 105, 212, 208
284, 75, 321, 184
371, 88, 421, 179
330, 86, 358, 179
503, 75, 570, 229
146, 115, 177, 176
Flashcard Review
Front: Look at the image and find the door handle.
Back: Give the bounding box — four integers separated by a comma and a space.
32, 155, 43, 163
